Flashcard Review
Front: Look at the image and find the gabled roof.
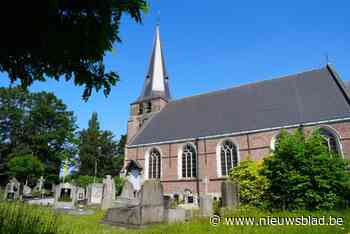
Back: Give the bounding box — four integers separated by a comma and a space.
135, 25, 171, 103
128, 65, 350, 147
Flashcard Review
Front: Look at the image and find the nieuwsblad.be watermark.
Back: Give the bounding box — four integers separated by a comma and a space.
210, 215, 344, 226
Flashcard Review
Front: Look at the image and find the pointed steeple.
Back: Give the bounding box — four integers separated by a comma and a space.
136, 25, 171, 102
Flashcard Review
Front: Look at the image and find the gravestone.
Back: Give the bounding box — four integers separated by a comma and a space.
182, 188, 198, 206
221, 181, 240, 208
164, 208, 187, 223
37, 176, 45, 191
86, 183, 103, 205
76, 187, 85, 201
23, 183, 32, 197
4, 178, 20, 200
33, 176, 45, 197
54, 182, 76, 209
120, 180, 135, 199
101, 175, 116, 210
103, 180, 165, 227
163, 195, 187, 223
140, 180, 164, 224
199, 195, 213, 217
163, 195, 172, 209
114, 180, 140, 208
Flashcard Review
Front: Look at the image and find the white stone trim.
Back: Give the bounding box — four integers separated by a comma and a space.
270, 132, 281, 151
177, 142, 197, 179
215, 138, 240, 178
144, 146, 163, 180
312, 125, 344, 158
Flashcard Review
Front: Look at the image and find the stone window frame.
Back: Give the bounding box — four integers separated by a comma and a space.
270, 132, 281, 151
144, 147, 162, 180
216, 138, 240, 178
177, 142, 197, 179
313, 125, 343, 158
270, 129, 296, 151
270, 125, 343, 158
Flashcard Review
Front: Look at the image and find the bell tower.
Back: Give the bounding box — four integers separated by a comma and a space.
127, 25, 171, 143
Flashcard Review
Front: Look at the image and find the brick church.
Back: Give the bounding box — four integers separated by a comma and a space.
124, 26, 350, 203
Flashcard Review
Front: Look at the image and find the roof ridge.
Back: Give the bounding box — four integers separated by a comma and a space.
326, 64, 350, 106
169, 66, 327, 104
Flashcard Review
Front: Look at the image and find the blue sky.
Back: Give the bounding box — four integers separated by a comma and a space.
0, 0, 349, 140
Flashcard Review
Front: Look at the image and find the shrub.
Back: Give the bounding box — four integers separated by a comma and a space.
0, 187, 4, 201
229, 158, 269, 208
212, 199, 221, 215
114, 176, 125, 196
261, 129, 350, 210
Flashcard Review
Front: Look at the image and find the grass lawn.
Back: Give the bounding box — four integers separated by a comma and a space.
1, 202, 349, 234
58, 207, 350, 234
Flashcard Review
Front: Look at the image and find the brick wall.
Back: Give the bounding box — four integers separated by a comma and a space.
127, 98, 169, 144
125, 121, 350, 197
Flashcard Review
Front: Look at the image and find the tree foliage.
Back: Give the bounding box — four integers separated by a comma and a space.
261, 129, 350, 210
74, 175, 95, 189
0, 87, 77, 184
229, 158, 269, 208
78, 112, 122, 177
114, 176, 125, 196
113, 134, 127, 174
0, 1, 148, 100
6, 155, 45, 184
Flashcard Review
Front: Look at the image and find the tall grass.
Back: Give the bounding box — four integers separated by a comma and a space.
0, 202, 69, 234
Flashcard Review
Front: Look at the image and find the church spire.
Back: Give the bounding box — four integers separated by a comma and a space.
136, 25, 171, 102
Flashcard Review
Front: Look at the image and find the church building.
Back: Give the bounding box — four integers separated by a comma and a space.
124, 26, 350, 203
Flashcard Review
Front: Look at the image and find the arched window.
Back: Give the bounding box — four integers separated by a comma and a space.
319, 128, 341, 155
148, 148, 161, 179
220, 140, 238, 176
182, 144, 197, 178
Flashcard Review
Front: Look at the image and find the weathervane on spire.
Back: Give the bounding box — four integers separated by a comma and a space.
325, 52, 329, 64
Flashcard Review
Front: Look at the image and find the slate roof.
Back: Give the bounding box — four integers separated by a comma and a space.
135, 26, 171, 103
128, 65, 350, 147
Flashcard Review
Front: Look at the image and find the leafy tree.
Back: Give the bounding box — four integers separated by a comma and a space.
116, 134, 127, 157
0, 1, 148, 100
6, 154, 45, 198
114, 176, 125, 196
74, 175, 95, 189
78, 112, 100, 176
78, 112, 118, 177
113, 134, 127, 175
0, 87, 77, 185
99, 131, 119, 176
261, 129, 350, 210
229, 158, 269, 208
